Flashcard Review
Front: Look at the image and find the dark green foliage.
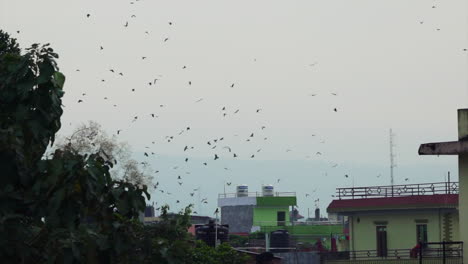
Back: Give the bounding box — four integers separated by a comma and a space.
0, 30, 20, 56
0, 32, 149, 264
191, 241, 250, 264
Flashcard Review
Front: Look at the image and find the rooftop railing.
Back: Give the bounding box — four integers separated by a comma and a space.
336, 181, 458, 200
320, 241, 463, 262
218, 192, 296, 199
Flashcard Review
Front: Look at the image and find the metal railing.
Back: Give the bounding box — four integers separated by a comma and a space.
218, 192, 296, 198
320, 241, 463, 264
336, 181, 458, 200
252, 220, 343, 226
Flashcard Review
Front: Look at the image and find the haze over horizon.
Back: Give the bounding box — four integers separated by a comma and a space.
2, 0, 467, 216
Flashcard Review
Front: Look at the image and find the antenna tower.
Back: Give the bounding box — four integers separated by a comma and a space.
389, 129, 397, 186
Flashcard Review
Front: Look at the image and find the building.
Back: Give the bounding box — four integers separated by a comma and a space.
327, 181, 460, 256
218, 185, 297, 234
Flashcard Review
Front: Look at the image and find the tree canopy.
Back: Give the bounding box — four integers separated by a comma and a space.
0, 31, 248, 264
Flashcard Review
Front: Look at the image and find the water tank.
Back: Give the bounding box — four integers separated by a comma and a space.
237, 185, 248, 197
270, 229, 290, 253
195, 220, 229, 247
145, 205, 155, 217
315, 208, 320, 221
262, 185, 274, 197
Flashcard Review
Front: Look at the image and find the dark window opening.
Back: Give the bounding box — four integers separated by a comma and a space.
376, 226, 387, 257
416, 224, 428, 245
277, 211, 286, 226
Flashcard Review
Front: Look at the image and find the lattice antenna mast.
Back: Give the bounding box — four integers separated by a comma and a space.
389, 129, 397, 186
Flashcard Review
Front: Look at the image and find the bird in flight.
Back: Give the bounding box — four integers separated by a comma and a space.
86, 14, 91, 18
214, 154, 219, 160
334, 108, 337, 112
164, 37, 169, 42
345, 174, 349, 178
223, 146, 232, 152
226, 182, 232, 186
231, 83, 235, 88
124, 21, 129, 27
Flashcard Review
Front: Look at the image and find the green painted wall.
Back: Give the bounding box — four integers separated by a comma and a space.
256, 196, 297, 206
260, 224, 343, 235
253, 206, 290, 226
350, 210, 458, 251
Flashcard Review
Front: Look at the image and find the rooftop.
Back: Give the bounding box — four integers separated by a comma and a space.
328, 181, 459, 213
335, 181, 458, 200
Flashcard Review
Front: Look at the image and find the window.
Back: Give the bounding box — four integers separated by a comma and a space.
416, 224, 428, 244
277, 211, 286, 226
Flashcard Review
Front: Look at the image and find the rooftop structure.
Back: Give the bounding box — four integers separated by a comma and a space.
218, 185, 297, 234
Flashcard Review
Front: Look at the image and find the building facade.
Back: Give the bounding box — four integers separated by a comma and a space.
327, 181, 460, 257
218, 187, 297, 234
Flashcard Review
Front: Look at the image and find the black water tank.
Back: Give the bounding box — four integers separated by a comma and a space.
315, 208, 320, 221
144, 206, 155, 217
270, 229, 290, 252
195, 220, 229, 247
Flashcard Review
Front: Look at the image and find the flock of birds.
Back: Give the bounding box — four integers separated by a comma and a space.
16, 0, 456, 216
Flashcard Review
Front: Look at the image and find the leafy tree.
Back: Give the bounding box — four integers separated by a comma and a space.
55, 120, 153, 187
0, 30, 248, 264
0, 30, 20, 56
191, 241, 250, 264
0, 32, 149, 264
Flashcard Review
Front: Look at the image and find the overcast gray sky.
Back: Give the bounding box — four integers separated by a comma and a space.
2, 0, 467, 216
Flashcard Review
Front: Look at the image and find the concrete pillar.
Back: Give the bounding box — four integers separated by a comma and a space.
458, 109, 468, 264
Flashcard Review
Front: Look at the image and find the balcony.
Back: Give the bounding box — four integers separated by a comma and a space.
336, 181, 459, 200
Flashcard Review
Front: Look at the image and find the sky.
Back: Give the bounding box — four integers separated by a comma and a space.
1, 0, 467, 217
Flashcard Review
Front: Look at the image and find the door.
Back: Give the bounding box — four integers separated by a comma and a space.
277, 211, 286, 226
376, 226, 387, 257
